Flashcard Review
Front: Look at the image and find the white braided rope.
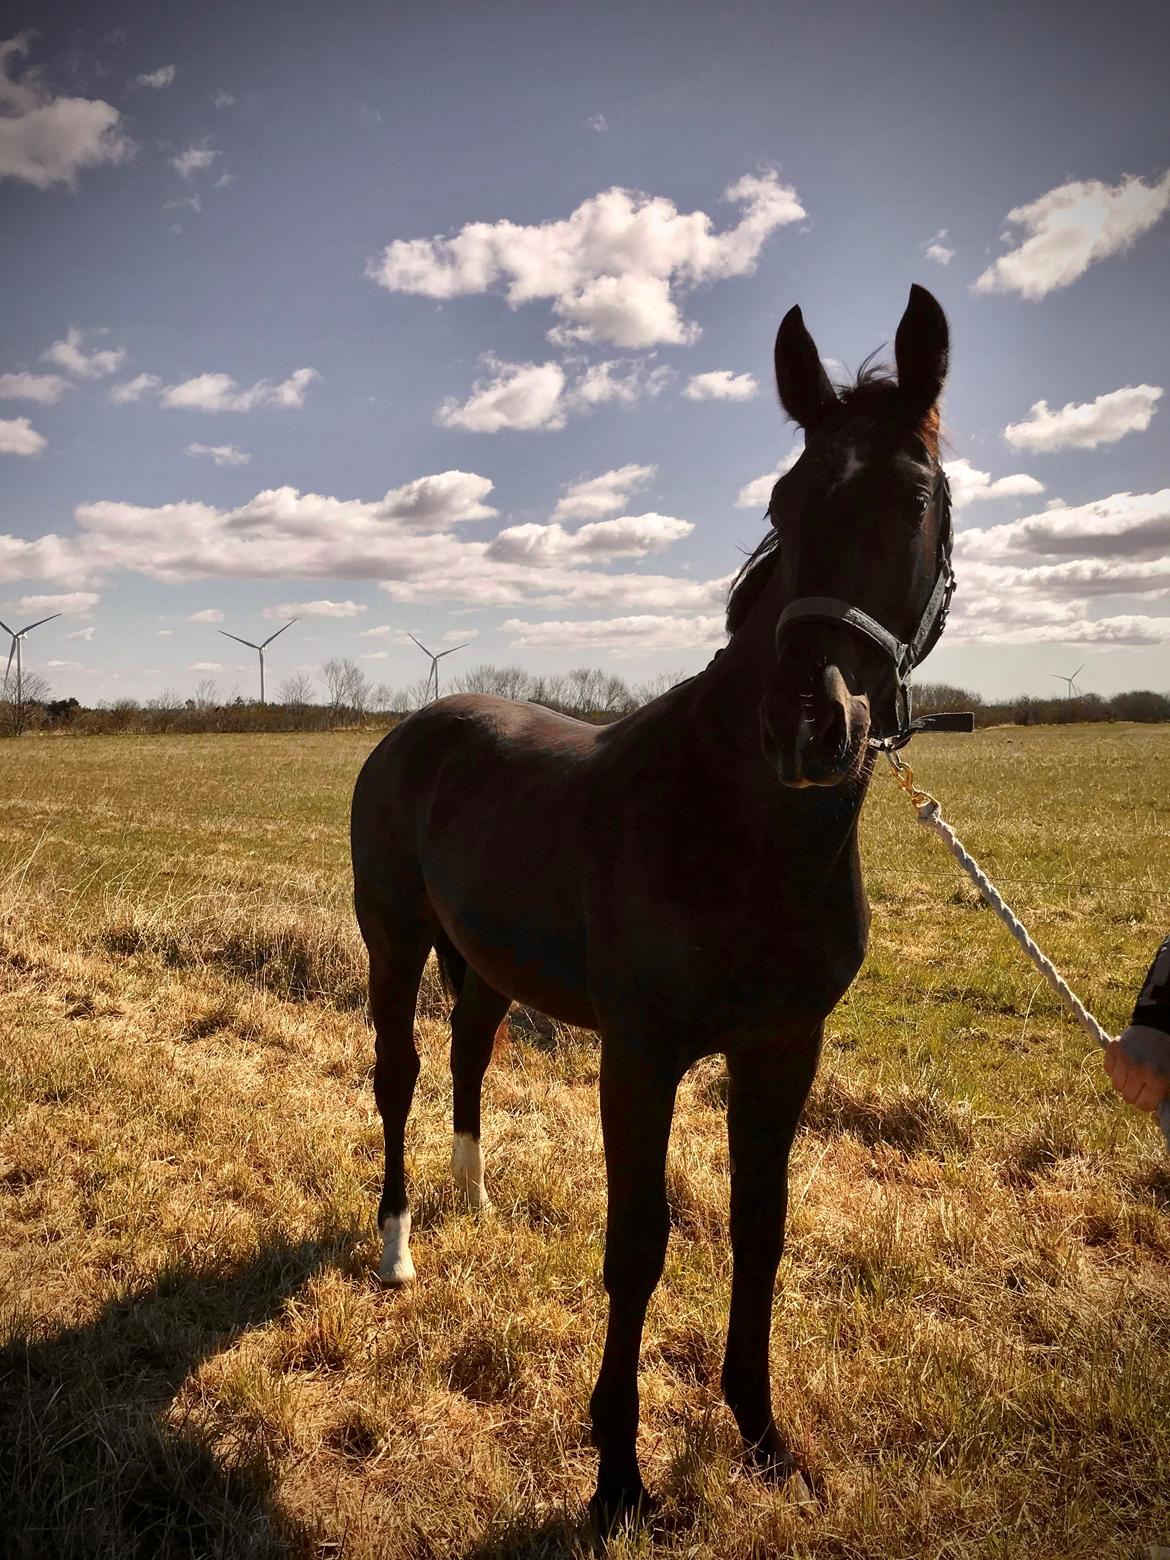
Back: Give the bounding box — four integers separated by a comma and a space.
908, 791, 1170, 1153
915, 797, 1111, 1048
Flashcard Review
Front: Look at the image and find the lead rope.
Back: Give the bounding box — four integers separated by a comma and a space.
884, 749, 1170, 1154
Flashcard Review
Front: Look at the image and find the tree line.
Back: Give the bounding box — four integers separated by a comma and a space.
3, 662, 1168, 737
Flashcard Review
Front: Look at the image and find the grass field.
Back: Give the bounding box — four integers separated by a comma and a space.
1, 723, 1169, 1559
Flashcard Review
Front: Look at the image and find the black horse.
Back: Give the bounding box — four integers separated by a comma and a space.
351, 285, 954, 1521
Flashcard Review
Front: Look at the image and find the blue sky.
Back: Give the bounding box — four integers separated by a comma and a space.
2, 0, 1168, 704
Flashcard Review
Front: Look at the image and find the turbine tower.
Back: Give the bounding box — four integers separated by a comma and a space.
408, 633, 470, 703
0, 613, 61, 708
217, 619, 297, 704
1050, 664, 1085, 699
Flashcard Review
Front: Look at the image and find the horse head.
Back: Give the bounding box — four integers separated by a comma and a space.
749, 284, 952, 787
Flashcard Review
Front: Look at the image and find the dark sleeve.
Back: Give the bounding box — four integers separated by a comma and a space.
1131, 936, 1170, 1034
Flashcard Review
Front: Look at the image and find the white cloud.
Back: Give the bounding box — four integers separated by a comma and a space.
683, 369, 758, 402
135, 65, 176, 90
0, 371, 69, 404
973, 172, 1170, 299
43, 326, 126, 381
187, 608, 224, 623
0, 416, 45, 455
265, 599, 366, 618
571, 358, 671, 406
211, 90, 235, 109
443, 627, 477, 642
587, 113, 608, 133
186, 441, 251, 466
437, 358, 567, 432
359, 626, 414, 642
170, 142, 219, 179
735, 443, 804, 509
369, 169, 805, 349
161, 367, 319, 413
0, 33, 134, 189
487, 513, 693, 566
944, 458, 1044, 508
1003, 385, 1163, 452
941, 486, 1170, 647
109, 373, 161, 405
188, 661, 224, 671
438, 356, 669, 433
0, 464, 731, 630
960, 488, 1170, 562
503, 613, 725, 652
44, 658, 80, 670
924, 229, 954, 266
553, 464, 656, 521
64, 625, 95, 641
157, 629, 174, 637
11, 591, 97, 615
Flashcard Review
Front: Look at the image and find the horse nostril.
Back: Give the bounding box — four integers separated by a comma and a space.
813, 699, 848, 764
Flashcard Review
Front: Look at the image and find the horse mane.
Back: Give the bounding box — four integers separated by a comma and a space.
724, 360, 941, 637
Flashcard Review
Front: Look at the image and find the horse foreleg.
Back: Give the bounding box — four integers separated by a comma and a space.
588, 1035, 678, 1526
721, 1028, 821, 1479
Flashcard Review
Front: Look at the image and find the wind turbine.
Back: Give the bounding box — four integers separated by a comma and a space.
0, 613, 61, 707
408, 633, 470, 703
217, 619, 297, 704
1051, 664, 1085, 699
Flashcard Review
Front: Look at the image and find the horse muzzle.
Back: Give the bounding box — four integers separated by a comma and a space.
761, 664, 871, 788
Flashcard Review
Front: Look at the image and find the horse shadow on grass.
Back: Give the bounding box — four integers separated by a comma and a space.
0, 1228, 359, 1560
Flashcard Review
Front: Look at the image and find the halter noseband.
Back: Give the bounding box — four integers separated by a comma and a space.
772, 464, 971, 750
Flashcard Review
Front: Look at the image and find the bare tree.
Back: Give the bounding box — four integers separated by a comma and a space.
631, 669, 689, 706
277, 671, 317, 707
193, 678, 219, 710
529, 672, 567, 709
454, 663, 534, 700
1, 668, 51, 735
322, 657, 372, 719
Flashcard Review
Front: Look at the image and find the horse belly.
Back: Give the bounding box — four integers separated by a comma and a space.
422, 834, 596, 1029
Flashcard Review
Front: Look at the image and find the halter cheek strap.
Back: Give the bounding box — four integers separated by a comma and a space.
773, 468, 970, 749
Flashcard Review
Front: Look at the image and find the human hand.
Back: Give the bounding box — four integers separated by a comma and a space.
1105, 1026, 1170, 1114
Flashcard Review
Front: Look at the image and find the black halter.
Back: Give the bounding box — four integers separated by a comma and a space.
772, 463, 972, 750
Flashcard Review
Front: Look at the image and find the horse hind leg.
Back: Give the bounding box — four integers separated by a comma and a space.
360, 907, 434, 1285
447, 957, 511, 1212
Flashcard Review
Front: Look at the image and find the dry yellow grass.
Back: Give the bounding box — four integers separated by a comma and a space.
1, 724, 1169, 1558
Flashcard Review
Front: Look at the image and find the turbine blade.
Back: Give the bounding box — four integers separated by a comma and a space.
218, 630, 260, 650
19, 613, 62, 635
4, 639, 13, 684
435, 642, 471, 658
407, 633, 433, 656
0, 619, 12, 636
1072, 665, 1085, 679
260, 618, 297, 649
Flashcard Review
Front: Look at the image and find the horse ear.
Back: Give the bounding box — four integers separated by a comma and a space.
894, 284, 949, 420
774, 305, 838, 431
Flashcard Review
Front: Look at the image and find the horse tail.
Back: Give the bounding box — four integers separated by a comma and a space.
433, 928, 467, 1002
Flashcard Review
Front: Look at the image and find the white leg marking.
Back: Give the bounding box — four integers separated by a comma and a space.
379, 1210, 416, 1285
452, 1131, 490, 1212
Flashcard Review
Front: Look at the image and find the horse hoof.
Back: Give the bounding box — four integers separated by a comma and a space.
746, 1436, 815, 1500
588, 1478, 654, 1533
378, 1214, 415, 1285
377, 1260, 415, 1287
